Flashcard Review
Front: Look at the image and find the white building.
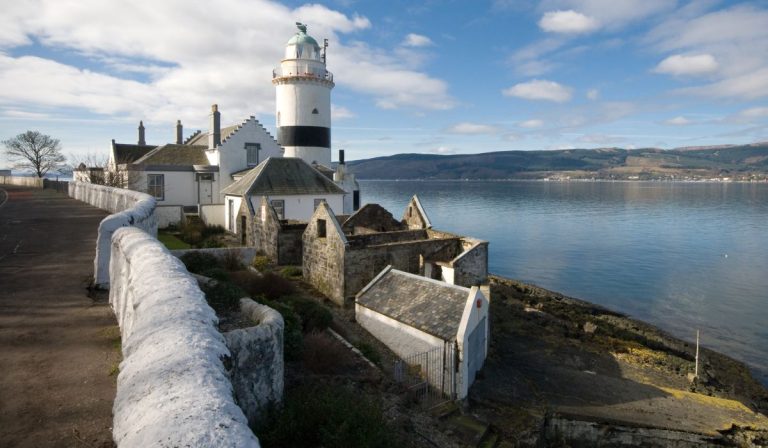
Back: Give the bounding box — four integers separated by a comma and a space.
355, 267, 489, 400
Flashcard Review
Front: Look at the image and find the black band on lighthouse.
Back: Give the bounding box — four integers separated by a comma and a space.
277, 126, 330, 148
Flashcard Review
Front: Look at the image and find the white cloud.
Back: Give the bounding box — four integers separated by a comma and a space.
519, 119, 544, 128
739, 107, 768, 118
539, 10, 599, 34
502, 79, 572, 102
586, 88, 599, 100
655, 54, 718, 76
679, 68, 768, 100
0, 0, 453, 129
331, 105, 354, 120
428, 146, 456, 154
539, 0, 673, 30
402, 33, 433, 47
664, 116, 693, 126
447, 122, 500, 134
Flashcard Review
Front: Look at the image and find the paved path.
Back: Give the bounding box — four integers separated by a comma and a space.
0, 186, 117, 447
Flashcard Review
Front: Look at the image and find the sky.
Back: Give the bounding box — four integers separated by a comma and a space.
1, 0, 767, 165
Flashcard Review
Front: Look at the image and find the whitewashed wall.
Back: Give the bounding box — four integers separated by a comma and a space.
456, 287, 489, 399
131, 171, 198, 207
0, 176, 43, 187
109, 227, 259, 447
155, 205, 183, 228
252, 193, 344, 221
200, 203, 226, 227
217, 118, 283, 200
68, 181, 157, 288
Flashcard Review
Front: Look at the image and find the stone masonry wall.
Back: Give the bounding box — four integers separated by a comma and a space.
277, 224, 305, 265
450, 241, 489, 287
69, 180, 157, 288
341, 203, 405, 235
109, 227, 259, 447
346, 229, 429, 248
303, 204, 347, 305
224, 298, 284, 426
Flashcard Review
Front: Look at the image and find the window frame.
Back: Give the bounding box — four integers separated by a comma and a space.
245, 142, 262, 167
271, 199, 285, 220
147, 174, 164, 201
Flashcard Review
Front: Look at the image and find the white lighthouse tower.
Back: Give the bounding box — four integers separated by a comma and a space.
273, 23, 333, 167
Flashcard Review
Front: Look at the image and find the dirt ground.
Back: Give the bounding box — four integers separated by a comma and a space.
0, 186, 119, 448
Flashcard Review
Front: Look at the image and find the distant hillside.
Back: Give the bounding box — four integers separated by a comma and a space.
346, 142, 768, 180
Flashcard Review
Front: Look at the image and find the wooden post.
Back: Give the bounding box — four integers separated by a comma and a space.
695, 330, 700, 379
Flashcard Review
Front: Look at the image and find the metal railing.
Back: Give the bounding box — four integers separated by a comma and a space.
272, 66, 333, 82
394, 343, 456, 407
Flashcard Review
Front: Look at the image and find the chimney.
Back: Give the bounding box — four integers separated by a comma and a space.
334, 149, 346, 181
208, 104, 221, 149
138, 121, 146, 146
338, 149, 345, 165
176, 120, 183, 144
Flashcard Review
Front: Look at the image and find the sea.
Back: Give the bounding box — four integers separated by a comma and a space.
360, 180, 768, 385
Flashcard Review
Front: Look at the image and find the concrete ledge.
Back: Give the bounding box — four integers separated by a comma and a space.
224, 298, 284, 426
68, 181, 157, 287
110, 227, 259, 447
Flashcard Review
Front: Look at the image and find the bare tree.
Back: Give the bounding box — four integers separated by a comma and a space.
3, 131, 66, 178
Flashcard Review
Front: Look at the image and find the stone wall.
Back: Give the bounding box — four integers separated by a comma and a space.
450, 240, 489, 287
346, 229, 429, 248
0, 175, 44, 188
249, 197, 305, 265
109, 227, 259, 447
68, 180, 157, 288
303, 203, 347, 305
277, 224, 305, 265
341, 203, 405, 235
224, 298, 284, 426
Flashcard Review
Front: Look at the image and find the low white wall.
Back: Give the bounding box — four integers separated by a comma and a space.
0, 175, 43, 188
201, 203, 226, 227
224, 298, 284, 426
68, 181, 158, 288
155, 205, 183, 228
110, 227, 259, 447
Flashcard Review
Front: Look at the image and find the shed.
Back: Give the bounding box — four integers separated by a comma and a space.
355, 266, 489, 399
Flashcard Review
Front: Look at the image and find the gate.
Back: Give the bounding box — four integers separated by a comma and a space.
394, 343, 456, 407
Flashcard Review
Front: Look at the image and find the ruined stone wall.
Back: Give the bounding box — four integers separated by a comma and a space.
341, 203, 405, 235
109, 227, 259, 447
450, 240, 489, 287
347, 229, 428, 248
251, 199, 279, 261
224, 298, 284, 427
277, 224, 305, 265
303, 205, 347, 305
344, 238, 462, 300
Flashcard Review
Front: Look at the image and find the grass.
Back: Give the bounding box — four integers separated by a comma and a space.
158, 231, 191, 250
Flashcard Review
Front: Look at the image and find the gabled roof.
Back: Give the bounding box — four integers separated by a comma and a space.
185, 125, 238, 146
113, 143, 156, 164
356, 267, 470, 340
133, 144, 209, 166
221, 157, 346, 196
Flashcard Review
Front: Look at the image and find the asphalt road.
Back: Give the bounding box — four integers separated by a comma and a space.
0, 185, 117, 447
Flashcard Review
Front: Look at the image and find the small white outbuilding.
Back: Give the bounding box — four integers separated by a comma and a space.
355, 266, 489, 399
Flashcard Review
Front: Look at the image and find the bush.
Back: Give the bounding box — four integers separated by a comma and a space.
200, 281, 245, 314
180, 251, 221, 274
229, 271, 295, 301
257, 383, 394, 448
200, 267, 230, 283
201, 237, 224, 248
356, 341, 381, 365
284, 295, 332, 333
251, 255, 270, 272
280, 266, 303, 278
258, 297, 303, 361
201, 224, 225, 238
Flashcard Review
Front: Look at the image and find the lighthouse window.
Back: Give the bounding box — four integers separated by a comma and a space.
312, 108, 319, 114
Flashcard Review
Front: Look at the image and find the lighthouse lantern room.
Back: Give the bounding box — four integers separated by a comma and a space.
273, 23, 334, 168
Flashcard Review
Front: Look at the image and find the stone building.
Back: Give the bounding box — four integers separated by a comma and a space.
356, 266, 489, 399
302, 195, 489, 306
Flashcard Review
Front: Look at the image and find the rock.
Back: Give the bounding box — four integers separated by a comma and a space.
583, 321, 597, 334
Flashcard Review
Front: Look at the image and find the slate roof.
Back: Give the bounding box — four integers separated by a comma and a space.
132, 144, 209, 166
113, 144, 156, 164
221, 157, 346, 196
185, 125, 238, 146
356, 268, 470, 341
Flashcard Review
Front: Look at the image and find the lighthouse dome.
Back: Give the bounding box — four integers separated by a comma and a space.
285, 23, 321, 60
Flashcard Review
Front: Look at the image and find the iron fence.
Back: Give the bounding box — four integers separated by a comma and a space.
394, 343, 456, 407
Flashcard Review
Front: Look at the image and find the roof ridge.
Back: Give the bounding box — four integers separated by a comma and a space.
183, 130, 202, 145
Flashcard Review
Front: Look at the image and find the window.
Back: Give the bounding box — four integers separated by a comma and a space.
197, 173, 214, 181
271, 199, 285, 219
317, 219, 326, 238
147, 174, 164, 200
314, 198, 325, 210
245, 142, 262, 167
353, 191, 360, 211
311, 108, 319, 114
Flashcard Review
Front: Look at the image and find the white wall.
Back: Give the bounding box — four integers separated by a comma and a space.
224, 196, 243, 233
217, 119, 283, 200
131, 171, 198, 207
355, 305, 444, 359
200, 203, 226, 227
155, 205, 183, 228
68, 181, 157, 287
0, 176, 43, 187
256, 193, 343, 221
109, 227, 259, 447
456, 287, 489, 399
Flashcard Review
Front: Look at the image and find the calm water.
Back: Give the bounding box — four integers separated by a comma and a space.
360, 180, 768, 385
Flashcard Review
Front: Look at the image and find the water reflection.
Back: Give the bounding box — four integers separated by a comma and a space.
360, 180, 768, 384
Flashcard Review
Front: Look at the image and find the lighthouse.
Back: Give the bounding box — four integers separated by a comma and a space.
273, 23, 333, 168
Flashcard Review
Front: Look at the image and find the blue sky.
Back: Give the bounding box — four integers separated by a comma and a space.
1, 0, 767, 165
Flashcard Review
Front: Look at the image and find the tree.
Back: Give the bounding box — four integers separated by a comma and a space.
3, 130, 66, 178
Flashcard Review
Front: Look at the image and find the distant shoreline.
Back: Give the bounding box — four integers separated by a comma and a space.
358, 178, 768, 183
